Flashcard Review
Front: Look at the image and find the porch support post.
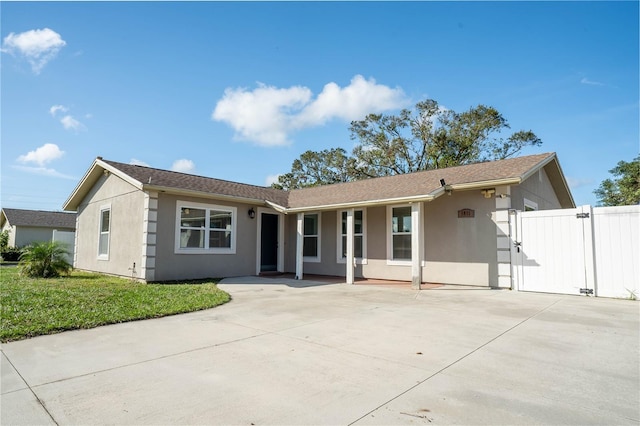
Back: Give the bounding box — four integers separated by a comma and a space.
411, 202, 423, 290
346, 208, 355, 285
295, 213, 304, 280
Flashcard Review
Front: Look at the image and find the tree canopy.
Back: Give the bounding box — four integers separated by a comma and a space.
273, 99, 542, 190
594, 155, 640, 206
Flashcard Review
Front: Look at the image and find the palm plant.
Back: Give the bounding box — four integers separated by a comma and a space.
18, 241, 72, 278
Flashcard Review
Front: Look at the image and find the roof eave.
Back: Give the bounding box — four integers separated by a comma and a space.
143, 184, 273, 207
63, 159, 144, 211
448, 178, 522, 191
284, 194, 437, 213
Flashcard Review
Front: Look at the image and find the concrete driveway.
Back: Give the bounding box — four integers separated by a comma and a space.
2, 276, 639, 425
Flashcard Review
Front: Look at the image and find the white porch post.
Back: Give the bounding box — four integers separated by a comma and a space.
346, 208, 355, 284
295, 213, 304, 280
411, 202, 423, 290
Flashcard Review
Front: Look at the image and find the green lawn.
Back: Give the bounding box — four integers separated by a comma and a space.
0, 267, 230, 342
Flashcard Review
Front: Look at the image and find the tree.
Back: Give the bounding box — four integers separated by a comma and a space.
272, 148, 357, 191
18, 241, 72, 278
274, 99, 542, 189
594, 155, 640, 206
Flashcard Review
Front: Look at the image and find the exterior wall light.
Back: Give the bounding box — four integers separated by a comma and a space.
248, 208, 256, 219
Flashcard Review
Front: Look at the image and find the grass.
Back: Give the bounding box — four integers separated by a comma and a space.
0, 267, 230, 342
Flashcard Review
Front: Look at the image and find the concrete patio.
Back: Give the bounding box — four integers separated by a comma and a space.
2, 276, 638, 425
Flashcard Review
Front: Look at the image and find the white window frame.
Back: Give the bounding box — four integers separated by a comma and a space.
524, 198, 538, 212
336, 209, 367, 264
97, 204, 111, 260
386, 204, 413, 265
174, 201, 236, 254
303, 212, 321, 263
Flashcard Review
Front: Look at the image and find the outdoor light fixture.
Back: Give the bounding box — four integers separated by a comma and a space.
440, 178, 452, 195
481, 188, 496, 199
248, 208, 256, 219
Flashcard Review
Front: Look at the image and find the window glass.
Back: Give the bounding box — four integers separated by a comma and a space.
180, 229, 204, 248
303, 214, 319, 258
210, 211, 232, 230
99, 208, 110, 257
340, 210, 364, 259
181, 208, 205, 228
100, 210, 110, 232
176, 203, 235, 252
391, 206, 412, 260
304, 214, 318, 236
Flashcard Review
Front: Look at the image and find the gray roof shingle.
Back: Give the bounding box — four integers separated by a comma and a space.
98, 152, 563, 210
103, 160, 290, 207
2, 208, 76, 229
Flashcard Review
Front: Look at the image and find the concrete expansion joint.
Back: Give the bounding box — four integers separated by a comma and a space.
1, 351, 59, 425
347, 298, 566, 425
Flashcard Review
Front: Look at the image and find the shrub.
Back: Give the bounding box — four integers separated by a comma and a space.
18, 241, 72, 278
0, 230, 8, 252
1, 247, 22, 262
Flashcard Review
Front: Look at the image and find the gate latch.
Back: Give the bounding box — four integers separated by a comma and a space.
576, 213, 590, 219
580, 288, 594, 295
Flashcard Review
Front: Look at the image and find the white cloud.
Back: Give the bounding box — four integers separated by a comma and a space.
265, 174, 281, 186
213, 83, 312, 146
130, 158, 150, 167
2, 28, 66, 74
212, 75, 409, 147
171, 159, 195, 173
60, 115, 86, 131
49, 104, 68, 116
567, 177, 594, 189
12, 165, 75, 180
294, 75, 409, 127
580, 77, 604, 86
49, 105, 87, 131
17, 143, 64, 166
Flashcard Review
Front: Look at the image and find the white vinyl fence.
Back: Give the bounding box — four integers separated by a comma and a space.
52, 230, 76, 265
511, 205, 639, 299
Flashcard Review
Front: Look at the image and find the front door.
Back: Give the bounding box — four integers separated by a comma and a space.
260, 213, 278, 272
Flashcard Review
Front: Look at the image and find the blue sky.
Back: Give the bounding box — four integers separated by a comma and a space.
2, 1, 638, 211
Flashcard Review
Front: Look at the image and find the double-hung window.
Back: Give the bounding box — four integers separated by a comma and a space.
338, 209, 366, 263
175, 201, 236, 254
390, 205, 412, 261
98, 205, 111, 259
303, 213, 320, 262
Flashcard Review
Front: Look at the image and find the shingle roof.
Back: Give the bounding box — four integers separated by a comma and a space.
1, 208, 76, 229
65, 152, 570, 211
287, 153, 555, 209
102, 160, 290, 207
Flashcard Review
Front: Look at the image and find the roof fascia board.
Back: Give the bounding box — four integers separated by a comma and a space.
143, 185, 270, 206
63, 159, 143, 211
519, 154, 556, 182
99, 160, 144, 190
264, 200, 288, 213
284, 194, 437, 214
448, 178, 522, 191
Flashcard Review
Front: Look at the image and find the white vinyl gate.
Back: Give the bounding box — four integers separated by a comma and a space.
52, 230, 76, 265
511, 205, 639, 299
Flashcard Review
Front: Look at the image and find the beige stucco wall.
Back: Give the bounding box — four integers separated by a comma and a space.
152, 193, 259, 281
422, 191, 498, 286
74, 173, 145, 278
283, 191, 499, 286
511, 167, 561, 211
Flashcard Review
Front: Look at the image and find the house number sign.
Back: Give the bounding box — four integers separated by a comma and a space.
458, 208, 475, 218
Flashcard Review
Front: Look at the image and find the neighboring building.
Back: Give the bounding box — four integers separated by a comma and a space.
1, 208, 76, 247
63, 153, 574, 287
1, 208, 77, 263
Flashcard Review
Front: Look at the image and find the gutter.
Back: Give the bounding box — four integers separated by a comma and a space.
142, 185, 272, 207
